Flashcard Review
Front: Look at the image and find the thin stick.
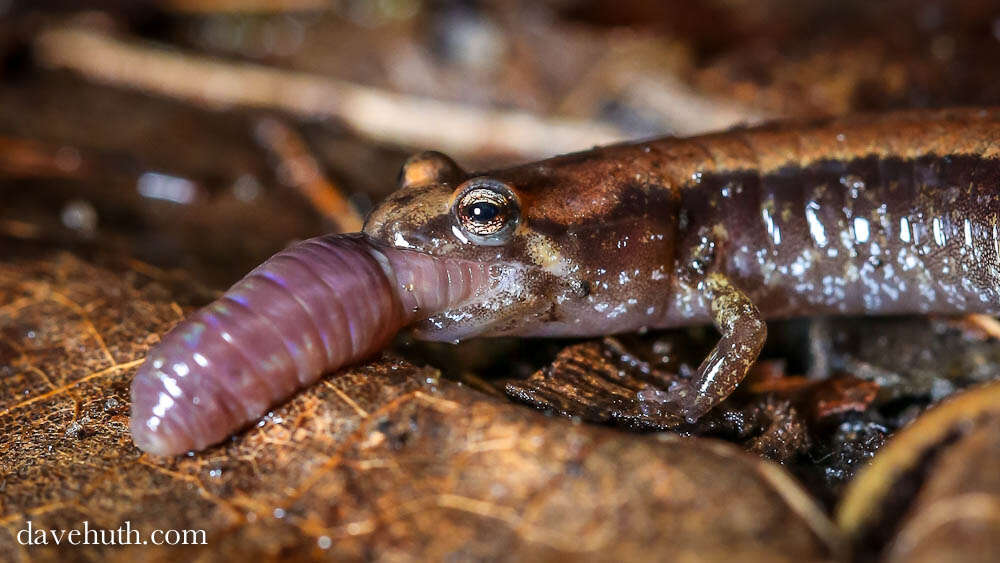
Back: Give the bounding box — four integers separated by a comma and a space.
35, 25, 627, 159
255, 117, 364, 232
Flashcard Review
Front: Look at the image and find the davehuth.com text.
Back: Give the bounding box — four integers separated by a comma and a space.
17, 521, 207, 546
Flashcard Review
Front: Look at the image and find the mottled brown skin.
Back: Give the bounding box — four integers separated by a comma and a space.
364, 108, 1000, 422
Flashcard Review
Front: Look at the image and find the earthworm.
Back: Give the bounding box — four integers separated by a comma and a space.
130, 233, 486, 455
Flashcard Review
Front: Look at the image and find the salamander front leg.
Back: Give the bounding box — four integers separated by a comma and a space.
674, 273, 767, 422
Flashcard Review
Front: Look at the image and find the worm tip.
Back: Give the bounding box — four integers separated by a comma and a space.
129, 362, 189, 456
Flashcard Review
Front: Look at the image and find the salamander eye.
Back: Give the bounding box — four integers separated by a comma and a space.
453, 178, 520, 245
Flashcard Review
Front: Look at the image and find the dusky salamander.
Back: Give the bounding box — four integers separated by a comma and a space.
131, 108, 1000, 455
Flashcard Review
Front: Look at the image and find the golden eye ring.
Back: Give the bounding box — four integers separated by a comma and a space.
452, 178, 520, 245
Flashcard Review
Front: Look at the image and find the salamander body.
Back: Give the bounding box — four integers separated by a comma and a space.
131, 108, 1000, 455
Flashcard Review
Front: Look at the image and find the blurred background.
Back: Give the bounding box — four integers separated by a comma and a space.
5, 0, 1000, 288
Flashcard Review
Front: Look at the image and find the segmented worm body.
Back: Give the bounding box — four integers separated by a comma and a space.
132, 108, 1000, 455
130, 234, 486, 455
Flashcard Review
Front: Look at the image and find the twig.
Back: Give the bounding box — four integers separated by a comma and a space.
34, 25, 627, 159
453, 371, 504, 398
255, 117, 364, 232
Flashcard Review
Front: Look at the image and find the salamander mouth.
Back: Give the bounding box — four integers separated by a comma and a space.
404, 260, 537, 342
366, 239, 493, 330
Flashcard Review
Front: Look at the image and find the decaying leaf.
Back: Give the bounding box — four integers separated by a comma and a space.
504, 337, 884, 464
837, 380, 1000, 562
887, 416, 1000, 563
504, 337, 692, 430
0, 253, 843, 561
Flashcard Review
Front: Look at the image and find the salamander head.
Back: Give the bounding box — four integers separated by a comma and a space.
364, 150, 678, 341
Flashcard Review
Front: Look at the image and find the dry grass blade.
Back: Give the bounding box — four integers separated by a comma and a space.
255, 117, 364, 232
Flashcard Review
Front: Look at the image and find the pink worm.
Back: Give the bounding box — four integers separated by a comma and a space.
130, 234, 486, 455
